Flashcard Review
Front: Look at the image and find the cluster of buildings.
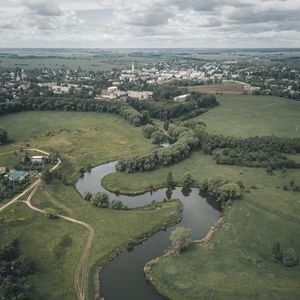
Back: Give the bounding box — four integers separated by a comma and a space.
37, 82, 94, 95
1, 57, 299, 103
0, 155, 47, 183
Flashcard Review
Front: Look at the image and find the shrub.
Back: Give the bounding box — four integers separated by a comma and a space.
44, 208, 57, 219
218, 183, 242, 202
282, 248, 298, 267
170, 226, 192, 253
182, 172, 193, 187
91, 192, 110, 208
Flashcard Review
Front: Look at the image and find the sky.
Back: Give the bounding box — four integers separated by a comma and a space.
0, 0, 299, 48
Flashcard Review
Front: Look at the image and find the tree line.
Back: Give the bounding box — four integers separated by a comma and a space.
116, 126, 200, 173
0, 97, 148, 127
127, 93, 218, 121
199, 133, 300, 170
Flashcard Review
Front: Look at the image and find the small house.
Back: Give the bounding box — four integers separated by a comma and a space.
30, 156, 46, 163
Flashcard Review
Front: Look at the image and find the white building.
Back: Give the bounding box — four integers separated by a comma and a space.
127, 90, 153, 100
174, 94, 190, 102
30, 156, 46, 163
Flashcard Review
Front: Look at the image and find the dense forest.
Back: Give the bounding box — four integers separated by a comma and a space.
0, 240, 34, 300
127, 93, 218, 121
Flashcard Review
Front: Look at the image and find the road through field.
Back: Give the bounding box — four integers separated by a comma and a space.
0, 148, 94, 300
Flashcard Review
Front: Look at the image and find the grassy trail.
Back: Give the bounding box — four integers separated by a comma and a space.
0, 148, 94, 300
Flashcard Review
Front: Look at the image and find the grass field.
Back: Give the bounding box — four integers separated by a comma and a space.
194, 94, 300, 138
103, 152, 300, 300
101, 94, 300, 300
188, 81, 244, 94
1, 94, 300, 300
0, 111, 155, 182
0, 111, 182, 299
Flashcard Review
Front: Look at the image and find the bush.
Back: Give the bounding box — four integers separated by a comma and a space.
91, 192, 110, 208
218, 183, 242, 202
44, 208, 57, 219
111, 199, 125, 210
282, 248, 298, 267
182, 172, 193, 187
170, 226, 192, 253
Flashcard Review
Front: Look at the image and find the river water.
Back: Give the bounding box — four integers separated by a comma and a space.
76, 162, 219, 300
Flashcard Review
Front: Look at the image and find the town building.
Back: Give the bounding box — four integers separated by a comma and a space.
127, 90, 153, 100
174, 94, 190, 102
30, 156, 46, 163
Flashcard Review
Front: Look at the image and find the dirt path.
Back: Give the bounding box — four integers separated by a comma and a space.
0, 148, 93, 300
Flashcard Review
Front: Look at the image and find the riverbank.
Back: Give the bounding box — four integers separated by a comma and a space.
108, 152, 299, 300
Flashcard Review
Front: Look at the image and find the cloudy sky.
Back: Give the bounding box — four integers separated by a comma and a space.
0, 0, 299, 48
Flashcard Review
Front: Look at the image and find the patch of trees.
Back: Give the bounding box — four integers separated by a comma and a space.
0, 128, 8, 145
84, 192, 127, 210
127, 94, 218, 121
170, 226, 192, 253
283, 179, 300, 192
199, 132, 300, 170
199, 175, 242, 204
0, 175, 31, 203
152, 82, 187, 101
0, 240, 35, 300
272, 242, 298, 267
116, 127, 200, 173
142, 124, 173, 145
0, 97, 148, 127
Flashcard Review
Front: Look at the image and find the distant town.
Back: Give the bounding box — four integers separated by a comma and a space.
1, 55, 299, 104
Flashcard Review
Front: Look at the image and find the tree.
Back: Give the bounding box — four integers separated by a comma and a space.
84, 192, 93, 202
42, 169, 51, 184
163, 120, 169, 131
167, 171, 176, 187
0, 128, 8, 145
91, 192, 110, 208
272, 242, 282, 262
170, 226, 192, 253
282, 248, 298, 267
44, 208, 57, 219
111, 199, 124, 210
182, 172, 193, 187
218, 183, 241, 202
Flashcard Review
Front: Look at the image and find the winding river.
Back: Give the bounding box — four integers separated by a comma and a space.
76, 161, 220, 300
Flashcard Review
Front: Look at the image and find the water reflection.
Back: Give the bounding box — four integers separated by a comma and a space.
76, 162, 220, 300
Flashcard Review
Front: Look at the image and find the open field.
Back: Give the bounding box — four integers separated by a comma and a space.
103, 151, 300, 300
194, 94, 300, 138
188, 81, 244, 94
0, 111, 155, 182
1, 94, 300, 300
0, 111, 182, 299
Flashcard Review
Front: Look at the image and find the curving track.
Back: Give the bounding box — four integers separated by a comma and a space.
0, 148, 94, 300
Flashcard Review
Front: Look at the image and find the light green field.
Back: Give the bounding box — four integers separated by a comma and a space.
1, 94, 300, 300
194, 94, 300, 138
0, 111, 155, 182
0, 111, 181, 299
103, 152, 300, 300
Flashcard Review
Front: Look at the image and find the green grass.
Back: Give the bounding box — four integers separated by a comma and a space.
103, 152, 300, 299
31, 181, 181, 299
0, 202, 86, 300
0, 111, 155, 182
1, 95, 300, 300
194, 94, 300, 138
0, 111, 181, 299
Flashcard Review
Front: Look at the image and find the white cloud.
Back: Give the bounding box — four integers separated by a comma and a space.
0, 0, 299, 47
